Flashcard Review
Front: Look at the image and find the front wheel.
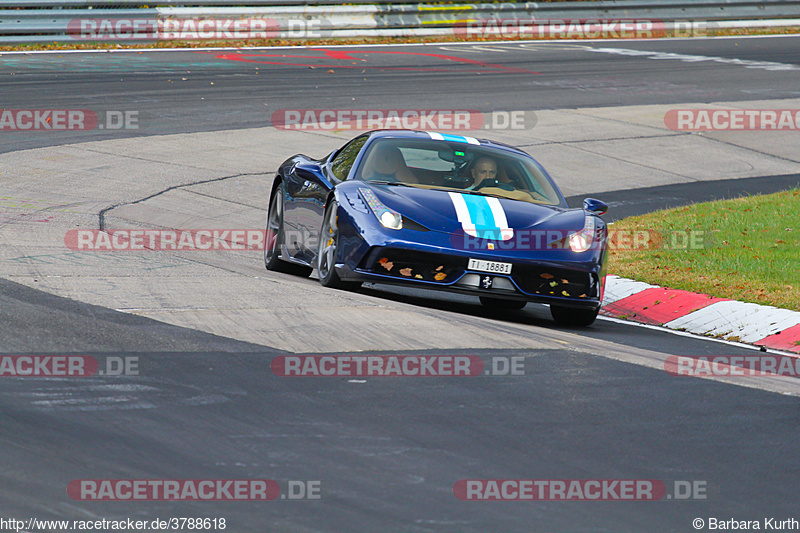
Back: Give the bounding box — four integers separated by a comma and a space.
479, 296, 527, 310
550, 305, 600, 327
317, 200, 360, 290
265, 181, 312, 277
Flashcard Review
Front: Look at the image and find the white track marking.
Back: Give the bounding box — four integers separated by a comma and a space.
589, 47, 800, 71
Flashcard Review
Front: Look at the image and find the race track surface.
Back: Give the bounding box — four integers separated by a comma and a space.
1, 36, 799, 532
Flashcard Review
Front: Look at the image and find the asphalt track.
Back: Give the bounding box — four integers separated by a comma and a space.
2, 37, 800, 153
1, 36, 800, 532
3, 278, 800, 531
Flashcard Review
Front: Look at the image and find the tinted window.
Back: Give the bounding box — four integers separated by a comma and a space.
330, 136, 368, 180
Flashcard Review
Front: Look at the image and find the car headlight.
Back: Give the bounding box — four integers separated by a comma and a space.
569, 232, 590, 252
359, 187, 403, 230
569, 215, 596, 253
379, 210, 403, 229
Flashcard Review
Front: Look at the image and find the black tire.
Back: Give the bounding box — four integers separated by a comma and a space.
479, 296, 527, 310
265, 181, 313, 277
550, 304, 600, 327
317, 199, 360, 290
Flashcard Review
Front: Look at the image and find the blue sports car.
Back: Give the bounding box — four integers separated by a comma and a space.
265, 130, 608, 326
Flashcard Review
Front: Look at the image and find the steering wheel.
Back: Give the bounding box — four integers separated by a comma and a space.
474, 179, 514, 192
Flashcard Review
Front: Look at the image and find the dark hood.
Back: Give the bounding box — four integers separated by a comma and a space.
358, 182, 585, 235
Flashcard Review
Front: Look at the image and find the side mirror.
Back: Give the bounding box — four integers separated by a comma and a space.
583, 198, 608, 216
296, 161, 333, 188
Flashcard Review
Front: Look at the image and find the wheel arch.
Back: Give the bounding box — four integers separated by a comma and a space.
268, 174, 283, 205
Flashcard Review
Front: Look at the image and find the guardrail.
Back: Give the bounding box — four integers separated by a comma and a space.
2, 0, 800, 44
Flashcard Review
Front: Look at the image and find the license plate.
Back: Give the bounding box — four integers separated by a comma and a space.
468, 258, 512, 275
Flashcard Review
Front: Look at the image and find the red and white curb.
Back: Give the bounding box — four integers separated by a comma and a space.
601, 275, 800, 354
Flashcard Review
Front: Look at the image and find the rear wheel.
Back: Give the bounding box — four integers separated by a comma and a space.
550, 304, 600, 327
317, 200, 360, 290
479, 296, 527, 310
265, 181, 313, 277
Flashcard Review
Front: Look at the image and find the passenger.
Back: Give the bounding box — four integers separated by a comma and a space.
363, 144, 418, 183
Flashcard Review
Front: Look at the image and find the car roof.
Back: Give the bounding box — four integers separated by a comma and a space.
365, 129, 530, 158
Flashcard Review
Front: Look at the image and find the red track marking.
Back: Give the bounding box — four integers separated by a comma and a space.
311, 48, 540, 74
755, 324, 800, 354
601, 287, 729, 325
200, 48, 540, 74
208, 55, 462, 72
316, 49, 364, 61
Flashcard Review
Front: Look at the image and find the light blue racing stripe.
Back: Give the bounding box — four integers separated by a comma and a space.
462, 194, 505, 240
427, 131, 480, 145
440, 133, 472, 144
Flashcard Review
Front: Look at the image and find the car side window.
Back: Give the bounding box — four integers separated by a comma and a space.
331, 136, 368, 181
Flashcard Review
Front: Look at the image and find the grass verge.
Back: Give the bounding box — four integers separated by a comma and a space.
607, 189, 800, 311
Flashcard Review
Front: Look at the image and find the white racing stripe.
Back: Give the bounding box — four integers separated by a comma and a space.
447, 192, 513, 241
427, 131, 480, 145
448, 191, 475, 236
485, 197, 513, 241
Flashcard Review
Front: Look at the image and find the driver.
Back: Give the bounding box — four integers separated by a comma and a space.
467, 156, 499, 190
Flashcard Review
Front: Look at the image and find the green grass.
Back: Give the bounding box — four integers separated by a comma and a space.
608, 189, 800, 311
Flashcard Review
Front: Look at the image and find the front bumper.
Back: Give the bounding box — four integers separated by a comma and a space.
336, 243, 605, 310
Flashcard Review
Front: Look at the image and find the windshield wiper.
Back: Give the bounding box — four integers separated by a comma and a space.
366, 180, 417, 188
367, 181, 510, 200
458, 189, 507, 199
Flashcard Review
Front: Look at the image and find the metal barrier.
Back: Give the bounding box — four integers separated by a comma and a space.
2, 0, 800, 44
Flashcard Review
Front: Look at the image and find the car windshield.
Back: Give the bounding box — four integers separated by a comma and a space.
354, 138, 563, 206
